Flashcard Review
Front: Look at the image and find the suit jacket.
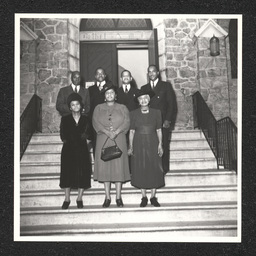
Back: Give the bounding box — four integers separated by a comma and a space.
56, 85, 90, 117
116, 86, 139, 112
141, 80, 175, 123
88, 83, 105, 118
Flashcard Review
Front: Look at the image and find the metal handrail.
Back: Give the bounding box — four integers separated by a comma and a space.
20, 94, 42, 159
192, 91, 237, 171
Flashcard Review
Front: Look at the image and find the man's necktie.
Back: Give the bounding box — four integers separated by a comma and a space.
125, 85, 128, 93
75, 86, 78, 93
99, 82, 103, 91
151, 81, 154, 89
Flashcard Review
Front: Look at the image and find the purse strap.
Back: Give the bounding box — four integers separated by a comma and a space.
102, 137, 117, 149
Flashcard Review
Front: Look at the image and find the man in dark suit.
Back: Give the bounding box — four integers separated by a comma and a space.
88, 68, 108, 154
56, 71, 90, 117
141, 65, 176, 174
88, 67, 107, 119
116, 70, 139, 112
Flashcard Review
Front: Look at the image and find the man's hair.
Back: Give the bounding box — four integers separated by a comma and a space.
71, 71, 80, 79
147, 64, 159, 72
95, 67, 106, 75
121, 70, 131, 77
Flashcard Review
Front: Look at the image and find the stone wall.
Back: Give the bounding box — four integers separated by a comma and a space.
163, 18, 199, 129
22, 18, 70, 132
20, 40, 37, 114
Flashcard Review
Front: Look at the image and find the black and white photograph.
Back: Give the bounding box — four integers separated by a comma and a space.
14, 13, 242, 243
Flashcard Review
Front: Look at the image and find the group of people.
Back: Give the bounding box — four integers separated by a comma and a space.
56, 65, 175, 209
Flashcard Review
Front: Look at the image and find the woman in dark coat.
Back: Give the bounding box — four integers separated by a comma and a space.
128, 89, 165, 207
60, 93, 91, 209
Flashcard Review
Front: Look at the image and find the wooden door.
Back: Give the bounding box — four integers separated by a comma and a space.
148, 29, 159, 70
80, 43, 118, 86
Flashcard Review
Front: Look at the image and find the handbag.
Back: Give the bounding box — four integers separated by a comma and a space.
101, 137, 122, 162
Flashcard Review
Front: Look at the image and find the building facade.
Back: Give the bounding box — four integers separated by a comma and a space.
20, 17, 238, 132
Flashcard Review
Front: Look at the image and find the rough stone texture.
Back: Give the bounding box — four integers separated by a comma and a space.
20, 40, 37, 114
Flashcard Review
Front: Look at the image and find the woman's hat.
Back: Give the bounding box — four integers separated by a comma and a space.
67, 92, 83, 107
134, 89, 155, 102
100, 81, 117, 94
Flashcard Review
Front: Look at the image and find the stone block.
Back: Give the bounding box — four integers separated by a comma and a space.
54, 51, 68, 61
20, 83, 28, 94
47, 60, 59, 69
36, 62, 47, 69
20, 64, 29, 73
183, 28, 191, 34
181, 39, 194, 49
186, 19, 197, 23
174, 78, 189, 83
175, 31, 186, 39
68, 24, 79, 42
165, 29, 174, 38
35, 30, 46, 40
200, 89, 209, 101
167, 60, 181, 67
159, 54, 166, 70
43, 26, 54, 35
68, 57, 78, 72
61, 77, 69, 86
56, 21, 67, 34
29, 63, 36, 72
166, 67, 177, 78
188, 61, 196, 68
158, 39, 165, 56
179, 67, 195, 78
166, 46, 186, 53
21, 54, 30, 63
69, 40, 79, 59
156, 23, 165, 41
60, 60, 68, 68
174, 53, 185, 61
62, 35, 68, 50
28, 41, 36, 53
166, 38, 180, 46
182, 81, 196, 88
46, 76, 61, 85
180, 21, 188, 28
53, 42, 62, 51
198, 38, 209, 49
174, 83, 181, 89
207, 69, 221, 77
164, 19, 178, 28
160, 70, 167, 81
166, 53, 173, 60
35, 20, 46, 29
38, 40, 54, 52
44, 19, 58, 26
199, 70, 207, 78
38, 69, 51, 82
185, 51, 197, 61
69, 19, 80, 28
29, 84, 36, 93
53, 68, 68, 78
47, 35, 61, 42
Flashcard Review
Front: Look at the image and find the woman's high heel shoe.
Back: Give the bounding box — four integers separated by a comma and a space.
102, 199, 111, 208
116, 198, 124, 207
62, 201, 70, 209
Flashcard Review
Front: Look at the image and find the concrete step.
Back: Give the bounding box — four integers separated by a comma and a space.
20, 185, 237, 208
26, 142, 63, 152
20, 170, 237, 191
20, 220, 237, 237
30, 133, 61, 143
171, 130, 204, 139
169, 139, 209, 149
170, 147, 214, 159
169, 158, 217, 170
20, 201, 237, 227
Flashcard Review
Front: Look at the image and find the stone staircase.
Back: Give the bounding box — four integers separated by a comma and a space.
20, 130, 238, 239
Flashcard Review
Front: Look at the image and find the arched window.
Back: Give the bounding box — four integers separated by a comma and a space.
229, 19, 237, 79
80, 19, 152, 31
